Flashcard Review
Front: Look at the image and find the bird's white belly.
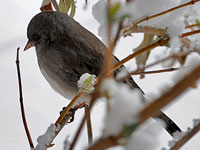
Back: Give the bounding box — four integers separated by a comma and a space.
40, 67, 77, 101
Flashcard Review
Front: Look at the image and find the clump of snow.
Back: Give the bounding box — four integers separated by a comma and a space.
92, 0, 108, 45
126, 119, 164, 150
173, 131, 186, 140
193, 118, 200, 127
77, 73, 96, 93
168, 131, 186, 148
101, 79, 144, 137
35, 124, 57, 150
172, 54, 200, 83
116, 67, 129, 80
166, 118, 200, 149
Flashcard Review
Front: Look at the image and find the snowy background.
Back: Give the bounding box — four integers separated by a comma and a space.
0, 0, 199, 150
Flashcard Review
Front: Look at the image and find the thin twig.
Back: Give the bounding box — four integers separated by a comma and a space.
181, 29, 200, 38
55, 92, 85, 126
85, 105, 93, 146
132, 67, 181, 75
124, 0, 200, 35
171, 122, 200, 150
113, 20, 124, 46
186, 22, 200, 28
16, 47, 34, 149
112, 38, 170, 72
118, 50, 194, 82
51, 0, 60, 11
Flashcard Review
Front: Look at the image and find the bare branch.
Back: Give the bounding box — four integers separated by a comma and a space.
16, 47, 34, 149
132, 67, 181, 75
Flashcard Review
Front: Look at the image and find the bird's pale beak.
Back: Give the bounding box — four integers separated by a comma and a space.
24, 41, 35, 51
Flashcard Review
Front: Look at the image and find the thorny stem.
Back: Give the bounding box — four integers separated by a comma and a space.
124, 0, 200, 35
171, 122, 200, 150
16, 47, 34, 149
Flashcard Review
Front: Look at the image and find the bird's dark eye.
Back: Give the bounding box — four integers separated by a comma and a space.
32, 34, 40, 42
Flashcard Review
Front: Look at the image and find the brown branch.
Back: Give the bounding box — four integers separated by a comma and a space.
113, 20, 124, 46
171, 121, 200, 150
55, 92, 85, 126
186, 22, 200, 28
124, 0, 200, 35
139, 64, 200, 124
51, 0, 60, 11
132, 67, 180, 75
16, 47, 34, 149
85, 105, 93, 146
112, 38, 170, 72
118, 50, 195, 82
181, 29, 200, 38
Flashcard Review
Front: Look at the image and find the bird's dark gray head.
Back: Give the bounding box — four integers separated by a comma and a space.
24, 11, 72, 50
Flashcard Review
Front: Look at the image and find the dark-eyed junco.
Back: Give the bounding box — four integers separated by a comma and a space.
24, 11, 180, 135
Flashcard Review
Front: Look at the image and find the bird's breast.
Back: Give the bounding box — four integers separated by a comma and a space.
36, 50, 78, 100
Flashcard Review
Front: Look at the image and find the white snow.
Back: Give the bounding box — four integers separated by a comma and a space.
126, 119, 165, 150
101, 79, 144, 137
77, 73, 96, 93
172, 54, 200, 83
35, 124, 57, 150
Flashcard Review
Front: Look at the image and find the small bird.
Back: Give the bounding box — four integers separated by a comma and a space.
24, 11, 180, 135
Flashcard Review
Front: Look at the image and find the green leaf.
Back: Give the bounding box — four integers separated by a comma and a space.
77, 75, 95, 93
85, 0, 88, 5
66, 0, 72, 12
70, 0, 76, 17
108, 2, 121, 22
59, 0, 76, 17
123, 123, 138, 138
59, 0, 65, 12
